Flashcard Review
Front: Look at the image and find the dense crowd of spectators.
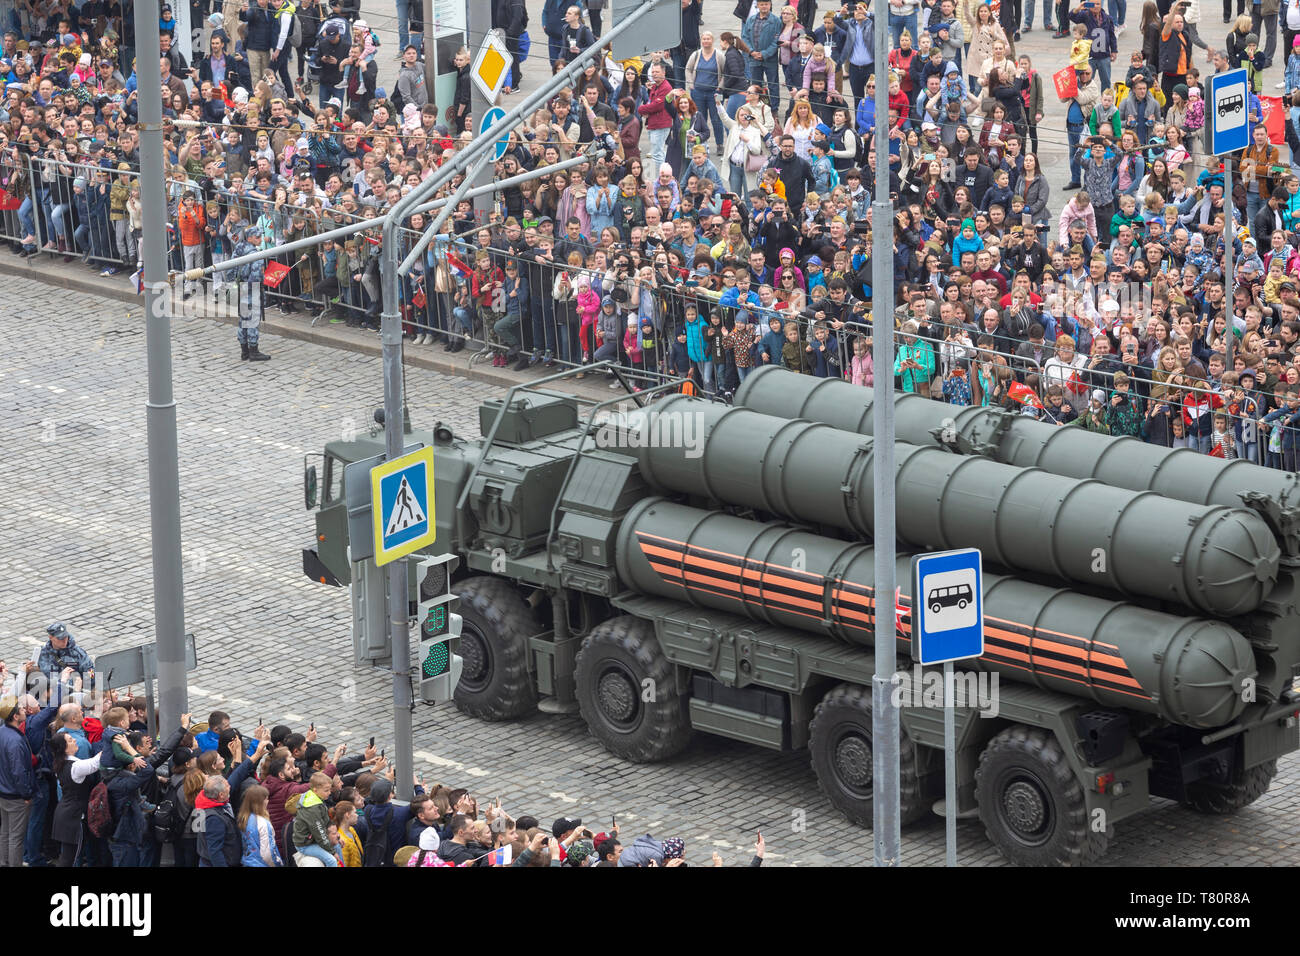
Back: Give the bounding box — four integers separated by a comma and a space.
2, 0, 1300, 454
0, 623, 765, 866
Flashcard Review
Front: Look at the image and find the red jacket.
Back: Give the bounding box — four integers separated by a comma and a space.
264, 774, 311, 858
888, 89, 910, 126
83, 717, 104, 743
179, 205, 207, 247
638, 78, 673, 130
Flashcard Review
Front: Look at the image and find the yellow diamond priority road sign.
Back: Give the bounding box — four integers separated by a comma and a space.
471, 31, 512, 102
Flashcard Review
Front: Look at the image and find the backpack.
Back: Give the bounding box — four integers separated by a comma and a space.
153, 792, 177, 844
363, 813, 390, 867
87, 782, 113, 838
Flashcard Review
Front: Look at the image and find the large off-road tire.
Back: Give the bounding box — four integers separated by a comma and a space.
574, 615, 691, 762
1183, 760, 1277, 815
976, 725, 1109, 866
808, 683, 929, 828
452, 575, 539, 721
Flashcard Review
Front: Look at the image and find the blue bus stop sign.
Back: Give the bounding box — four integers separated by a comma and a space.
1206, 68, 1250, 156
911, 548, 984, 665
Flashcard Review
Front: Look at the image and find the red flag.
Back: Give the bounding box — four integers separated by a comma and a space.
1052, 66, 1078, 101
1007, 381, 1044, 409
1208, 443, 1225, 458
1261, 95, 1285, 146
0, 188, 21, 211
262, 261, 291, 288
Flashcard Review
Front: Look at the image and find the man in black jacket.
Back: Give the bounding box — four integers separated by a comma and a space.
106, 717, 187, 868
435, 813, 478, 866
953, 146, 993, 208
769, 134, 816, 212
1255, 185, 1288, 248
315, 19, 349, 106
672, 0, 703, 90
756, 197, 801, 268
494, 0, 527, 91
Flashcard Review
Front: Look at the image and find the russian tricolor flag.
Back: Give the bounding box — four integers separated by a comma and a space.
447, 250, 472, 280
131, 268, 144, 294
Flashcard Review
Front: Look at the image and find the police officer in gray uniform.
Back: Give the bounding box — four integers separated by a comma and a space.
234, 225, 271, 362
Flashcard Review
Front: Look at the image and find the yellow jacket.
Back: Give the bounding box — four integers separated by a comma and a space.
340, 825, 363, 867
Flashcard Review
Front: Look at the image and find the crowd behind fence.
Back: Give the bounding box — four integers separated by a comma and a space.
1, 160, 1291, 464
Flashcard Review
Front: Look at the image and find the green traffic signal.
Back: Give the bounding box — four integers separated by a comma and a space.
422, 641, 450, 677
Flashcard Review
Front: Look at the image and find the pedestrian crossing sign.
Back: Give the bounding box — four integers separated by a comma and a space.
371, 445, 437, 566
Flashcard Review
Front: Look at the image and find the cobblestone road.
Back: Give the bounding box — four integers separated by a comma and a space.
2, 277, 1298, 865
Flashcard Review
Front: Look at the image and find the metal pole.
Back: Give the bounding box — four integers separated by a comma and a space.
422, 0, 437, 95
870, 0, 900, 869
1224, 156, 1235, 370
468, 0, 494, 221
944, 661, 956, 867
139, 0, 189, 735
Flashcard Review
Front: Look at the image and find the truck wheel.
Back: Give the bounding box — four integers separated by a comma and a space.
574, 616, 691, 762
452, 576, 539, 721
808, 683, 928, 828
976, 725, 1109, 866
1183, 760, 1277, 815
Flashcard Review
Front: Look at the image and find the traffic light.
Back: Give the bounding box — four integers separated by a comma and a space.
415, 555, 462, 704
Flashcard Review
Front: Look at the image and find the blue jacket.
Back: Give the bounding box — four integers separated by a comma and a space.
808, 336, 838, 377
679, 158, 724, 195
0, 722, 35, 799
835, 13, 875, 66
586, 184, 618, 236
503, 273, 528, 317
197, 756, 259, 866
741, 11, 782, 62
813, 23, 849, 64
1069, 8, 1117, 58
855, 94, 876, 136
37, 636, 94, 678
242, 815, 285, 867
667, 338, 691, 376
541, 0, 568, 39
719, 287, 760, 311
25, 706, 58, 776
685, 316, 710, 363
760, 327, 786, 366
364, 799, 413, 852
241, 4, 276, 51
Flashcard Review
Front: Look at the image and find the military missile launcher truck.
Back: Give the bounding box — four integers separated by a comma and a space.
303, 366, 1300, 865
